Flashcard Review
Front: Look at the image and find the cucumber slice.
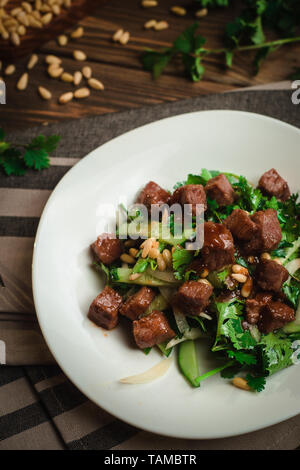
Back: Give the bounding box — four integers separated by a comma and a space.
157, 342, 172, 357
178, 340, 200, 388
111, 267, 175, 287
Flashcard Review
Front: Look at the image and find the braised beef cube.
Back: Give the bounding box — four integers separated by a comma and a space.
91, 233, 123, 265
245, 292, 272, 325
173, 280, 213, 316
258, 301, 295, 333
258, 169, 290, 202
201, 222, 235, 271
256, 260, 289, 292
205, 173, 235, 207
224, 209, 257, 241
133, 310, 176, 349
242, 209, 282, 254
120, 287, 156, 321
136, 181, 170, 211
170, 184, 207, 215
88, 286, 122, 330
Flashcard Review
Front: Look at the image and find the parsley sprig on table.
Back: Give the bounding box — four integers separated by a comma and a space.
141, 0, 300, 82
0, 128, 60, 176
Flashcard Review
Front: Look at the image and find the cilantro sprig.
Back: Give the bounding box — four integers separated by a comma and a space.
0, 128, 60, 176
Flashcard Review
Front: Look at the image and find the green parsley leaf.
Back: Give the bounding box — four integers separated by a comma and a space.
227, 350, 257, 365
246, 374, 266, 392
260, 332, 294, 376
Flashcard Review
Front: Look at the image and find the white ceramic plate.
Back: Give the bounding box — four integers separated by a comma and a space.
33, 110, 300, 440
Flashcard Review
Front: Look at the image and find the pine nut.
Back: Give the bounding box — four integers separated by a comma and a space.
0, 20, 8, 39
17, 12, 29, 26
35, 0, 42, 10
232, 377, 250, 391
10, 31, 20, 46
144, 19, 157, 29
38, 86, 52, 100
231, 273, 247, 283
48, 65, 63, 78
247, 256, 255, 264
241, 277, 253, 298
195, 8, 208, 18
58, 91, 73, 104
124, 240, 136, 248
170, 6, 186, 16
261, 252, 271, 261
162, 249, 172, 266
22, 2, 32, 13
16, 72, 28, 90
52, 4, 60, 15
198, 278, 212, 287
17, 25, 26, 35
73, 50, 86, 61
88, 77, 104, 90
82, 66, 92, 79
71, 26, 84, 39
73, 71, 82, 86
141, 238, 153, 258
11, 7, 22, 16
141, 0, 158, 7
154, 21, 169, 31
129, 273, 141, 281
119, 31, 130, 45
113, 28, 123, 42
41, 12, 52, 24
157, 254, 166, 272
129, 248, 138, 257
74, 87, 90, 99
149, 247, 160, 259
61, 72, 73, 82
45, 55, 61, 65
32, 9, 41, 19
27, 14, 42, 28
64, 0, 71, 8
200, 268, 209, 278
273, 258, 283, 265
232, 264, 249, 276
58, 34, 68, 46
4, 64, 15, 75
120, 253, 135, 264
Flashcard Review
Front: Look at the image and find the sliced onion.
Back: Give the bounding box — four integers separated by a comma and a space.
173, 307, 189, 333
146, 267, 179, 284
199, 312, 212, 320
285, 258, 300, 277
119, 356, 172, 384
249, 325, 261, 342
165, 328, 204, 349
159, 286, 177, 303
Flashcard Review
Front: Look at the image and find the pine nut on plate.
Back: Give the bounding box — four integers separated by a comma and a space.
260, 252, 271, 260
74, 87, 90, 99
241, 277, 253, 298
232, 264, 248, 276
129, 248, 138, 257
88, 78, 104, 90
231, 273, 247, 283
73, 50, 86, 61
120, 253, 135, 264
38, 86, 52, 100
58, 91, 73, 104
232, 377, 250, 391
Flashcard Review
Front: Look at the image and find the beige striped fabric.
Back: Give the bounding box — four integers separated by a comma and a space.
1, 87, 300, 450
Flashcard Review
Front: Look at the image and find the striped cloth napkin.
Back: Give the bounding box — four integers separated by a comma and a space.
1, 87, 300, 450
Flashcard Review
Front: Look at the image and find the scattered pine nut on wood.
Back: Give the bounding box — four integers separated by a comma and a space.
41, 12, 53, 25
144, 19, 157, 29
82, 65, 92, 79
17, 12, 29, 27
22, 2, 32, 13
73, 70, 82, 86
45, 55, 61, 65
48, 65, 63, 78
57, 34, 68, 46
27, 53, 38, 69
73, 50, 86, 61
10, 31, 20, 46
38, 86, 52, 100
170, 6, 186, 16
74, 87, 90, 99
88, 78, 104, 90
17, 25, 26, 35
71, 26, 84, 39
16, 72, 28, 90
52, 4, 61, 15
4, 64, 15, 75
119, 31, 130, 45
59, 91, 73, 104
232, 377, 250, 391
195, 8, 208, 18
141, 0, 158, 7
112, 28, 123, 42
61, 72, 73, 82
154, 21, 169, 31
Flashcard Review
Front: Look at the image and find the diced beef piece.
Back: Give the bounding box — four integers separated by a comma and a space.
133, 310, 176, 349
205, 174, 235, 207
256, 260, 289, 292
224, 209, 257, 241
245, 292, 272, 325
201, 222, 235, 271
88, 286, 122, 330
170, 184, 207, 216
120, 287, 156, 321
91, 233, 123, 265
242, 209, 282, 254
258, 301, 295, 333
258, 169, 290, 202
173, 280, 213, 316
136, 181, 170, 210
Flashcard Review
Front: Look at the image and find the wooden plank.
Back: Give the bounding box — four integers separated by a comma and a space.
1, 0, 299, 131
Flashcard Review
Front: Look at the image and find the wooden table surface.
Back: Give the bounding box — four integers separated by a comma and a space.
1, 0, 299, 131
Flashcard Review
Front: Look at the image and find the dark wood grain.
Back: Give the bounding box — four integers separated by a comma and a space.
1, 0, 299, 131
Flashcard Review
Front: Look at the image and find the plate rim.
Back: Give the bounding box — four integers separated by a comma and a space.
32, 109, 300, 440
